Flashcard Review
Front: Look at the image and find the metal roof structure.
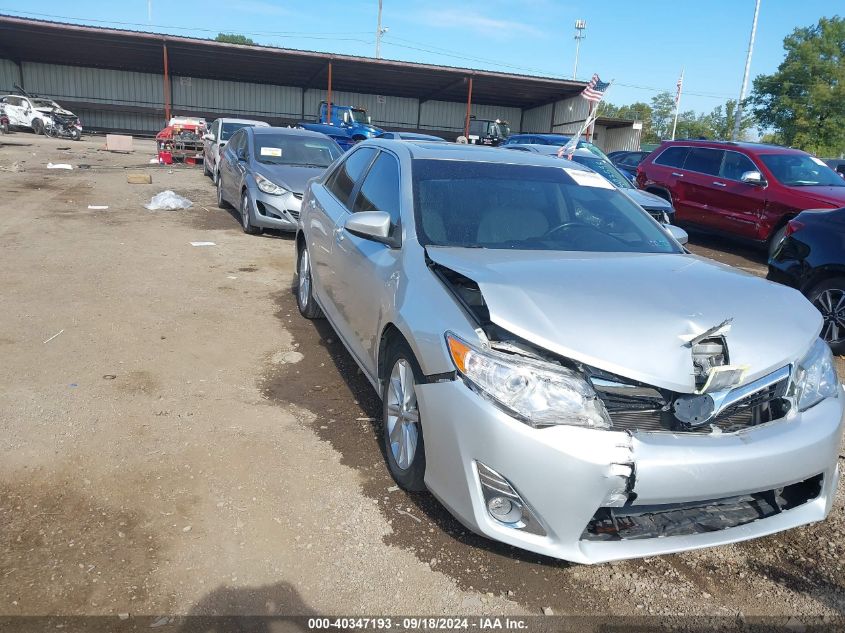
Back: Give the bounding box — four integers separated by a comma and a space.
0, 15, 587, 109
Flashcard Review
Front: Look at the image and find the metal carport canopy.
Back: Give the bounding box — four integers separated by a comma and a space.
0, 15, 586, 109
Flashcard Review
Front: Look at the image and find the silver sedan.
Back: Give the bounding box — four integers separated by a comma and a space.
295, 140, 844, 564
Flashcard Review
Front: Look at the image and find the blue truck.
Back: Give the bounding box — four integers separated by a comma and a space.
299, 102, 383, 151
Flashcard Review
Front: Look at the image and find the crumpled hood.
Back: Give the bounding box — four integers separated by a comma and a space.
254, 163, 326, 194
789, 186, 845, 207
36, 107, 75, 117
625, 188, 673, 211
427, 247, 822, 393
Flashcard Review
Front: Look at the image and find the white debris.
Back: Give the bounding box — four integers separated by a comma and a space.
190, 241, 216, 247
47, 163, 73, 170
145, 190, 193, 211
88, 205, 109, 210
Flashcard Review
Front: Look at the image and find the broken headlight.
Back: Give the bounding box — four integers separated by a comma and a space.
445, 333, 612, 429
793, 338, 839, 412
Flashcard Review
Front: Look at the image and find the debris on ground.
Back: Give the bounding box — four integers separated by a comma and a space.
47, 163, 73, 169
42, 329, 64, 344
87, 205, 109, 210
104, 134, 133, 153
190, 241, 216, 247
127, 172, 152, 184
145, 191, 193, 211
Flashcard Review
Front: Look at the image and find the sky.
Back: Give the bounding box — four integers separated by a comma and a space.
0, 0, 839, 115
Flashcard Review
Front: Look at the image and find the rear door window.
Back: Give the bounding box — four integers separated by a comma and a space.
326, 147, 377, 209
683, 148, 724, 176
653, 146, 690, 168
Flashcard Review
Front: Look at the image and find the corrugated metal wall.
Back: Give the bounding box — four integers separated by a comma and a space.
521, 103, 552, 133
173, 76, 301, 120
23, 62, 162, 108
0, 58, 21, 92
552, 95, 590, 133
603, 126, 642, 152
419, 100, 521, 134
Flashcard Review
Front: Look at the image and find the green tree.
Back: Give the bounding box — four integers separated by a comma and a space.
649, 91, 676, 141
215, 33, 257, 45
748, 16, 845, 156
708, 99, 756, 140
600, 101, 656, 143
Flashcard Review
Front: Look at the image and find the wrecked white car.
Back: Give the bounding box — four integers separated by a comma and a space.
0, 94, 81, 137
295, 140, 844, 564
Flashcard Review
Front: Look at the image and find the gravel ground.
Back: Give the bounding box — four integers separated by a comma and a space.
1, 133, 843, 627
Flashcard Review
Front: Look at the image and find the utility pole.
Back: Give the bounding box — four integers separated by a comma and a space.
732, 0, 761, 140
572, 20, 586, 80
375, 0, 388, 59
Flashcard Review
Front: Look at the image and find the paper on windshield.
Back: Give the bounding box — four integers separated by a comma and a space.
260, 147, 282, 157
810, 156, 827, 167
563, 167, 613, 189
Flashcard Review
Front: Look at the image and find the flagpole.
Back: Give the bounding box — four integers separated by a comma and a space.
671, 68, 684, 140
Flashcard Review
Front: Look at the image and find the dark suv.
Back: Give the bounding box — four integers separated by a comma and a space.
637, 140, 845, 255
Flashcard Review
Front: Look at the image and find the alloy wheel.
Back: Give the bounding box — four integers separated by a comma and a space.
814, 289, 845, 344
241, 193, 250, 229
298, 248, 311, 309
385, 359, 420, 471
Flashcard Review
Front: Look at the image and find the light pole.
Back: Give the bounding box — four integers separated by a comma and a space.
375, 0, 388, 59
573, 19, 586, 80
732, 0, 761, 140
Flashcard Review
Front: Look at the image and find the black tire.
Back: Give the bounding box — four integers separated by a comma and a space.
808, 277, 845, 355
296, 243, 324, 319
216, 177, 230, 209
241, 190, 262, 235
203, 156, 211, 177
768, 224, 789, 259
382, 339, 427, 491
31, 119, 44, 135
70, 128, 81, 141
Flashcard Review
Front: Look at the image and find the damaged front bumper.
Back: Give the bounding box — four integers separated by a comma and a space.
249, 188, 302, 231
417, 379, 844, 564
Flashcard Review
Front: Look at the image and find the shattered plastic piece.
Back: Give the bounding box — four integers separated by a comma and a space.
190, 241, 216, 247
145, 191, 193, 211
47, 163, 73, 170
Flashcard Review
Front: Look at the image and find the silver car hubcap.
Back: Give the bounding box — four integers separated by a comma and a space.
298, 249, 311, 308
815, 289, 845, 344
386, 359, 419, 471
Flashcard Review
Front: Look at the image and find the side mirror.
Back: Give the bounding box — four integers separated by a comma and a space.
664, 224, 689, 246
740, 170, 764, 185
236, 148, 248, 162
344, 211, 392, 243
203, 133, 214, 141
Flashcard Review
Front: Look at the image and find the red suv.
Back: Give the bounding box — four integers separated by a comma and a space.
637, 140, 845, 254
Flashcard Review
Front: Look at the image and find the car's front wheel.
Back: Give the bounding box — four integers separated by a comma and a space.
296, 244, 324, 319
241, 191, 262, 235
31, 119, 44, 135
382, 341, 427, 491
216, 177, 229, 209
809, 277, 845, 354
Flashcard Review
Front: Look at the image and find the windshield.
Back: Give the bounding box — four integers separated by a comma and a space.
221, 122, 254, 142
759, 153, 845, 187
569, 154, 632, 189
31, 99, 59, 109
413, 160, 680, 254
349, 109, 368, 124
254, 134, 342, 167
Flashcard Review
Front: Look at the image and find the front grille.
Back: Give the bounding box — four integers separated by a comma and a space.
292, 192, 303, 200
593, 368, 791, 434
581, 474, 822, 541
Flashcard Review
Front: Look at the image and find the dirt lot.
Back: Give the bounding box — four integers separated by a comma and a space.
1, 133, 844, 626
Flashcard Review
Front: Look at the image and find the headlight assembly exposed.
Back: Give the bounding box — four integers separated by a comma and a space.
445, 333, 612, 429
254, 173, 287, 196
792, 338, 839, 411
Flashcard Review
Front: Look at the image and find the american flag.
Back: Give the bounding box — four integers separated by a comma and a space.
581, 74, 610, 102
675, 70, 684, 106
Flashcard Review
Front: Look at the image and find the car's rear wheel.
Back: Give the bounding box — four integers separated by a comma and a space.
808, 277, 845, 354
216, 177, 229, 209
382, 341, 427, 491
768, 224, 789, 259
241, 191, 262, 235
296, 244, 324, 319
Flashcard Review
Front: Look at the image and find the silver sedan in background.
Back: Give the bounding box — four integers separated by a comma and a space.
294, 140, 843, 564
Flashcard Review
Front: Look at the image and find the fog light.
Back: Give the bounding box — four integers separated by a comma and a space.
476, 461, 545, 536
487, 496, 523, 523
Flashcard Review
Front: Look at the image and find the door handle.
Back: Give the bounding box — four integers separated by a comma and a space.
671, 172, 684, 177
712, 181, 727, 187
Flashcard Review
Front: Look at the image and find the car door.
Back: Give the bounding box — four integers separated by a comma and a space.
330, 150, 403, 376
306, 147, 378, 326
3, 97, 24, 126
675, 147, 726, 230
643, 145, 690, 215
220, 130, 244, 202
706, 150, 769, 239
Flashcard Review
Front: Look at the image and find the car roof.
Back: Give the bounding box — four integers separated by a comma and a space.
217, 118, 270, 126
252, 126, 332, 138
660, 139, 807, 156
360, 139, 594, 171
